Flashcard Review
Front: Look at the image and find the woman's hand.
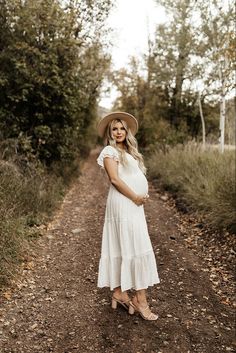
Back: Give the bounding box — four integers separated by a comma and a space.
133, 193, 149, 206
103, 157, 150, 205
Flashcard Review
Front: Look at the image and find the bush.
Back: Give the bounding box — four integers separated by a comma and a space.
146, 142, 236, 232
0, 0, 111, 166
0, 157, 65, 287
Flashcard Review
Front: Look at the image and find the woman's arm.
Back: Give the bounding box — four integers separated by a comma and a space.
103, 157, 147, 206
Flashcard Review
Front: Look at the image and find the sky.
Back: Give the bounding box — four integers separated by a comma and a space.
99, 0, 167, 109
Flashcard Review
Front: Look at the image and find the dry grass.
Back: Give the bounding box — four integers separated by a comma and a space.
0, 159, 65, 287
147, 142, 236, 232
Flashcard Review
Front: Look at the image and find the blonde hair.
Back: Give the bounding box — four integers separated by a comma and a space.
104, 119, 147, 174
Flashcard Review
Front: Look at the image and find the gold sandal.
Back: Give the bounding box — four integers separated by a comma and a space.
129, 301, 159, 320
111, 296, 133, 312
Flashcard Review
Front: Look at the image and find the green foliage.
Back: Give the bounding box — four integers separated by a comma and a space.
197, 0, 235, 96
146, 142, 236, 232
0, 0, 111, 166
112, 58, 219, 148
112, 0, 234, 147
0, 0, 112, 287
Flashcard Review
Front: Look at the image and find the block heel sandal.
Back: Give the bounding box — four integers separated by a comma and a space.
111, 296, 134, 314
129, 301, 159, 320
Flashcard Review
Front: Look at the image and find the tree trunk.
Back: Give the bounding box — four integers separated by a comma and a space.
198, 93, 206, 149
219, 92, 226, 153
218, 63, 226, 154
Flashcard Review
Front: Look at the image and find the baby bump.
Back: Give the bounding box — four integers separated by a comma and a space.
121, 172, 148, 195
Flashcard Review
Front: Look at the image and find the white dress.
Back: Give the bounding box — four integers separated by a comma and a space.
97, 145, 160, 292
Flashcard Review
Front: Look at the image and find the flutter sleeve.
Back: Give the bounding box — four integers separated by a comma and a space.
97, 145, 120, 168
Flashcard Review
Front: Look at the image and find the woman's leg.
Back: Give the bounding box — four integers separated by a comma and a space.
133, 289, 148, 307
132, 289, 157, 318
113, 286, 130, 301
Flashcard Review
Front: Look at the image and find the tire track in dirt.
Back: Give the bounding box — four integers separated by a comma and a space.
0, 148, 234, 353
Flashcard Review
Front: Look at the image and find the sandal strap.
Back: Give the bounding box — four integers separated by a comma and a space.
139, 305, 158, 320
147, 312, 156, 319
130, 301, 158, 320
112, 296, 131, 304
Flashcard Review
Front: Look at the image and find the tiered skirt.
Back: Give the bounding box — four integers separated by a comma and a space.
97, 185, 160, 291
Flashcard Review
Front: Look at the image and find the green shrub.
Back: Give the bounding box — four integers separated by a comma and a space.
0, 0, 111, 166
147, 142, 236, 232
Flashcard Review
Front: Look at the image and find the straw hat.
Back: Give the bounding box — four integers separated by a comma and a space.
97, 111, 138, 138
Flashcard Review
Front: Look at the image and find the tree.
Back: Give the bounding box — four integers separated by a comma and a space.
153, 0, 198, 127
0, 0, 112, 165
196, 0, 235, 152
111, 58, 158, 148
110, 0, 232, 147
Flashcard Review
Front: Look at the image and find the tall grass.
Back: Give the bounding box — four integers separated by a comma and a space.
0, 159, 65, 287
146, 142, 236, 232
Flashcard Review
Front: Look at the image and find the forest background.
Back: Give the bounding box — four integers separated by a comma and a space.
0, 0, 235, 287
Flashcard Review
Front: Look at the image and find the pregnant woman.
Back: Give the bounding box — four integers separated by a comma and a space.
96, 111, 160, 320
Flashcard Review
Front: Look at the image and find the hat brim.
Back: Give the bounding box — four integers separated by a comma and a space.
97, 111, 138, 138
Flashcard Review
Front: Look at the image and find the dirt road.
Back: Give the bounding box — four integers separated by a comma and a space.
0, 148, 235, 353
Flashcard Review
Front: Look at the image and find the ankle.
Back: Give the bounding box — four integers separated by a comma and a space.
133, 295, 147, 306
113, 287, 122, 296
113, 290, 130, 301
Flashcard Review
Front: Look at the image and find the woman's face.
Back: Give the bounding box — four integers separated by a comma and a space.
111, 121, 127, 143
